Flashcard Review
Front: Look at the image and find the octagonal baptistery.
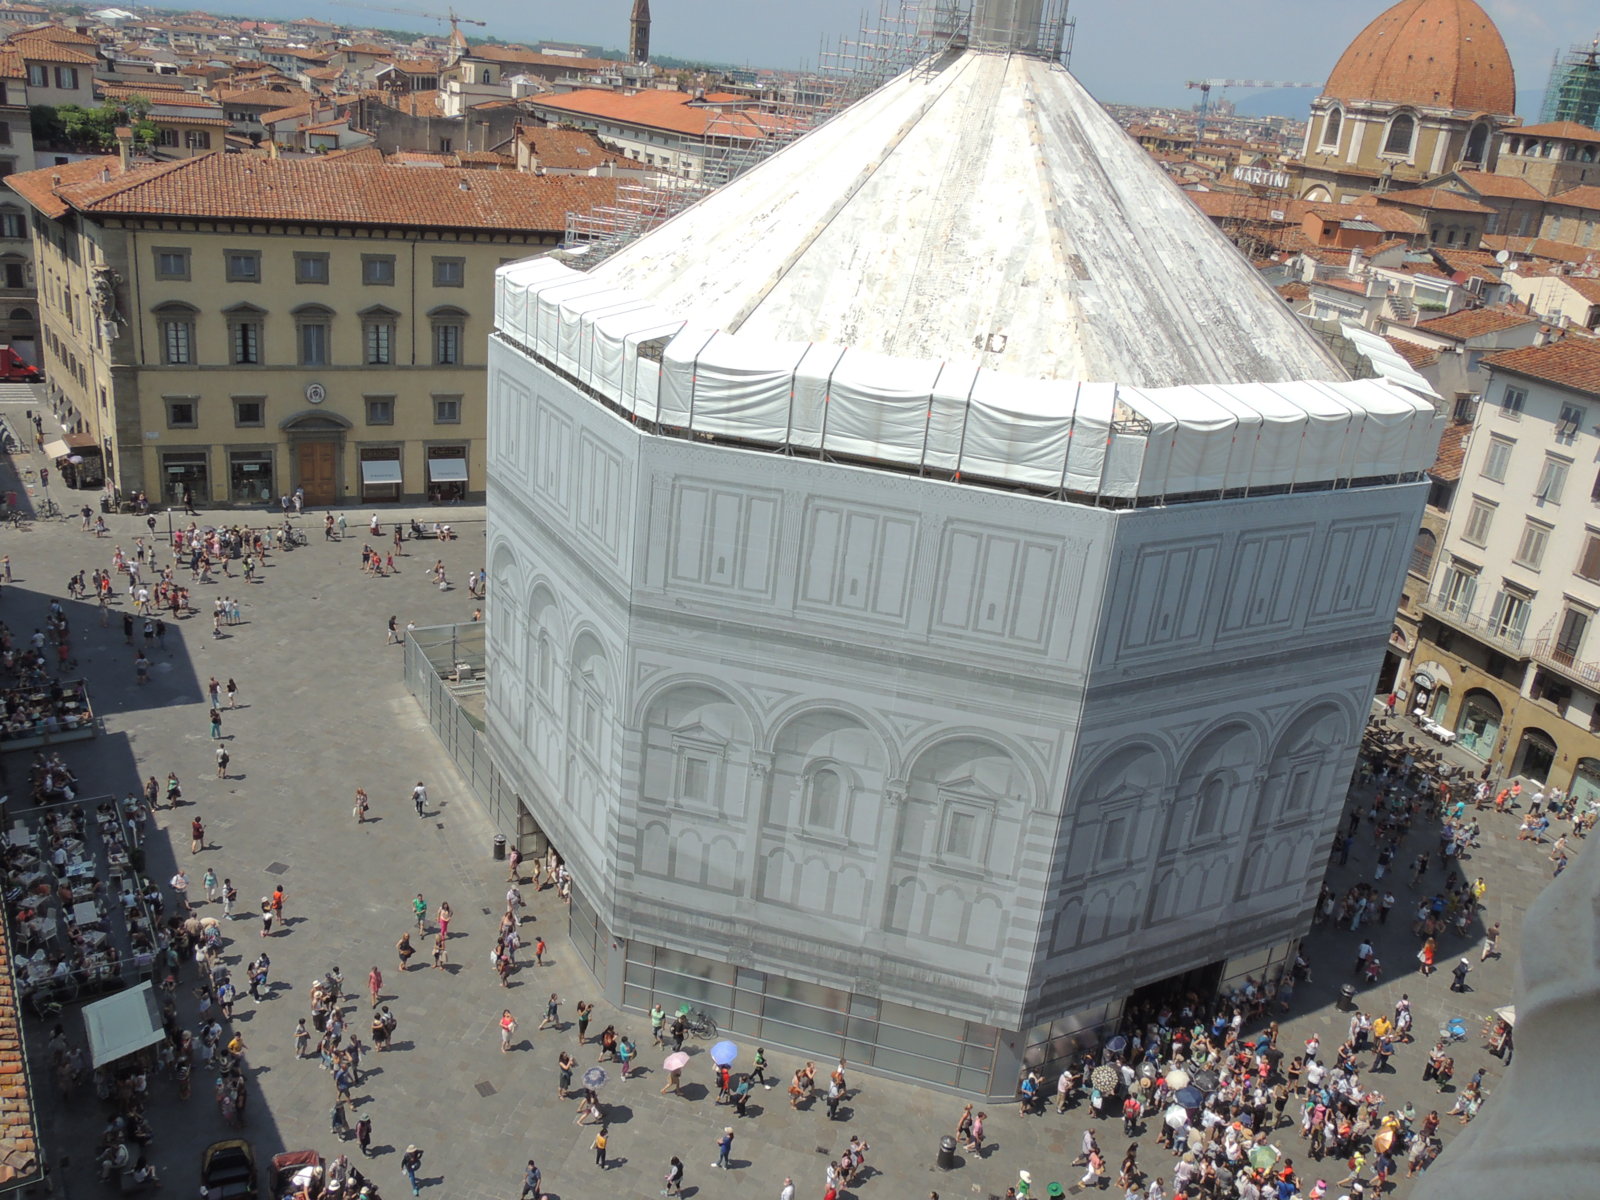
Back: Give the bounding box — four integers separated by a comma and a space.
484, 34, 1443, 1094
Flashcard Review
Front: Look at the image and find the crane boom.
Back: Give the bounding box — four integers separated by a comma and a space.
1183, 79, 1321, 139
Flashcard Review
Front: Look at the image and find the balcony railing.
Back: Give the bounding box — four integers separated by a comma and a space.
1419, 590, 1531, 658
1533, 638, 1600, 686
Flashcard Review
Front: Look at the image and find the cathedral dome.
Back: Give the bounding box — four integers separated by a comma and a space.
1323, 0, 1515, 115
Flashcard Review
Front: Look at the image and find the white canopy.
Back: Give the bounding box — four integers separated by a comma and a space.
84, 982, 164, 1067
495, 259, 1443, 500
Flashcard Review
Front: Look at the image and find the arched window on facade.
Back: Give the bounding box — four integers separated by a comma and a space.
1383, 112, 1416, 156
1410, 528, 1437, 579
1464, 121, 1490, 165
1320, 107, 1342, 150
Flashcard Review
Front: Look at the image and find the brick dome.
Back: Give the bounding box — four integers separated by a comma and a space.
1323, 0, 1515, 114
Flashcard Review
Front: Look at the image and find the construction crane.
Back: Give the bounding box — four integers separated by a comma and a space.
326, 2, 487, 42
1185, 78, 1321, 139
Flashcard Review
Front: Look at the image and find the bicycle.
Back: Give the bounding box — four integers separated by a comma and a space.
678, 1006, 718, 1040
37, 497, 59, 519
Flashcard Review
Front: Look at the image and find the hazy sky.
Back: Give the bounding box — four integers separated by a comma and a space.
304, 0, 1593, 108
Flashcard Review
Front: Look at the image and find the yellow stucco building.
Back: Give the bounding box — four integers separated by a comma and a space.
7, 151, 614, 507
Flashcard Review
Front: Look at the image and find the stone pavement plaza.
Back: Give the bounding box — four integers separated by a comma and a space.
0, 455, 1570, 1199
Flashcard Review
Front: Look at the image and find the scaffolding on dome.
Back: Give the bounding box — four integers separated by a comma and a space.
1540, 39, 1600, 130
561, 1, 1073, 265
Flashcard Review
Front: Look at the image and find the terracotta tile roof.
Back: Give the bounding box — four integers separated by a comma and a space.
381, 58, 441, 75
517, 125, 627, 171
1549, 185, 1600, 212
320, 145, 383, 164
0, 912, 40, 1189
11, 23, 94, 45
0, 48, 22, 80
1276, 281, 1310, 302
1453, 170, 1546, 201
1484, 338, 1600, 395
8, 152, 619, 233
1556, 276, 1600, 305
8, 35, 97, 64
1309, 200, 1423, 234
1414, 306, 1538, 340
150, 113, 231, 128
1375, 186, 1496, 214
259, 102, 314, 124
370, 89, 442, 118
1315, 276, 1370, 295
4, 154, 116, 217
98, 83, 219, 109
1383, 334, 1441, 369
211, 85, 304, 107
1481, 234, 1600, 264
1510, 121, 1600, 144
1428, 419, 1471, 480
526, 88, 799, 140
1322, 0, 1515, 115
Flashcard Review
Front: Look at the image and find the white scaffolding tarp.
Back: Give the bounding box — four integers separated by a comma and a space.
496, 260, 1443, 498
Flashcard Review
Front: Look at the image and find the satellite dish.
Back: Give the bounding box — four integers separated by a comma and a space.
1495, 250, 1511, 264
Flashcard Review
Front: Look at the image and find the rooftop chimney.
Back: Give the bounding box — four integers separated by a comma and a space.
114, 125, 133, 173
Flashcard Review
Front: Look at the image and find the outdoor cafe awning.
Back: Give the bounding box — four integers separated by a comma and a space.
360, 460, 403, 485
83, 981, 164, 1067
41, 440, 68, 459
427, 457, 468, 483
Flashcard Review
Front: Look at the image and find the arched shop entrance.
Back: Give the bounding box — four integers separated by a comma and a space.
1569, 757, 1600, 809
1454, 689, 1502, 758
1512, 727, 1557, 785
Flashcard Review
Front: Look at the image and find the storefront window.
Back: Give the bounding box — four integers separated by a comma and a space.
1454, 691, 1502, 757
161, 450, 208, 504
359, 446, 402, 503
229, 450, 273, 505
426, 443, 468, 502
1515, 729, 1556, 784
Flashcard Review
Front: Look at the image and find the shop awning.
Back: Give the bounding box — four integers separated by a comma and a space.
427, 457, 468, 483
360, 460, 403, 485
42, 440, 68, 459
84, 981, 165, 1067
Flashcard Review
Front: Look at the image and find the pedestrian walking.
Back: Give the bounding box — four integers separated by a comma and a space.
226, 678, 238, 708
412, 893, 427, 932
412, 781, 427, 817
400, 1145, 422, 1196
216, 745, 230, 778
539, 993, 560, 1030
397, 933, 415, 971
209, 708, 223, 739
222, 878, 237, 918
534, 936, 546, 966
190, 817, 204, 855
1481, 922, 1501, 961
202, 867, 218, 903
369, 966, 383, 1006
437, 900, 451, 940
500, 1009, 518, 1052
354, 787, 370, 823
356, 1115, 373, 1158
663, 1156, 684, 1197
170, 868, 191, 911
271, 885, 285, 922
295, 1019, 310, 1058
1450, 958, 1472, 992
521, 1160, 543, 1200
592, 1128, 608, 1170
713, 1127, 733, 1170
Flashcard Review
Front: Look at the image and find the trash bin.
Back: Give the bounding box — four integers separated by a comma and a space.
1337, 983, 1357, 1011
936, 1136, 957, 1170
493, 834, 507, 861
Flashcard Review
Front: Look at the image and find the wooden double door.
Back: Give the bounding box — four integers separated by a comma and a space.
296, 440, 338, 506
